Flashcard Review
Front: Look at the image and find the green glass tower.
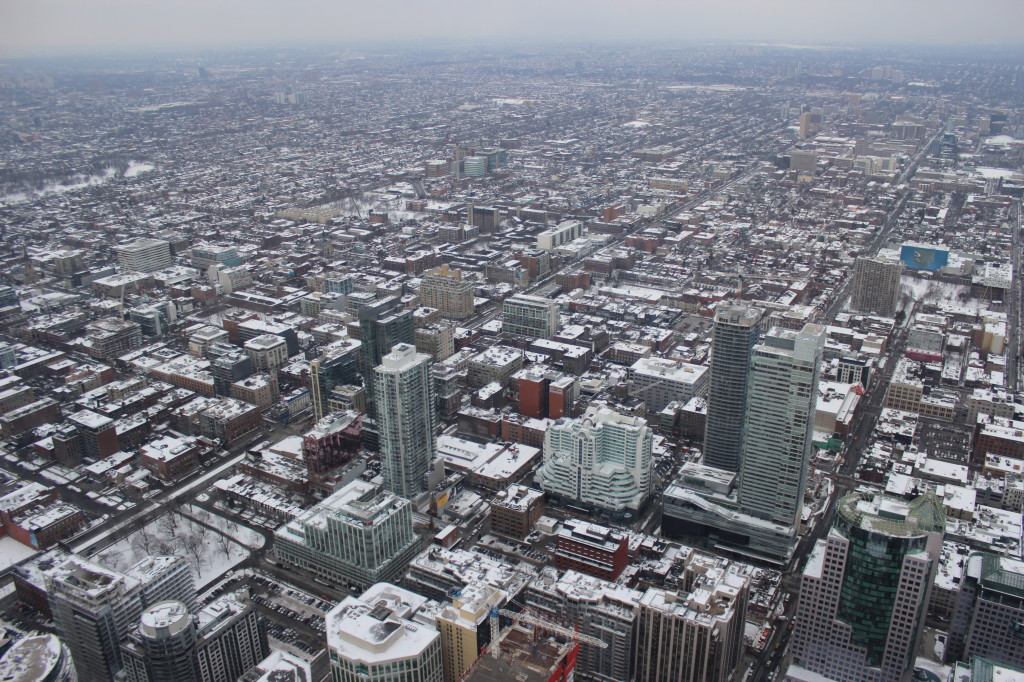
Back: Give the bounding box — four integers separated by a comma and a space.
789, 491, 945, 681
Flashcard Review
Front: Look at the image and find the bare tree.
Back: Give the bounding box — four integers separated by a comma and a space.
215, 531, 236, 560
132, 526, 154, 556
183, 534, 206, 573
158, 512, 179, 541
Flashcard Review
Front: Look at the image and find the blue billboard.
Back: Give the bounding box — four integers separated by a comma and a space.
900, 244, 949, 271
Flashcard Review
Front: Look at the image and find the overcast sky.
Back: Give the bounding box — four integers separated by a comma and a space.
2, 0, 1023, 58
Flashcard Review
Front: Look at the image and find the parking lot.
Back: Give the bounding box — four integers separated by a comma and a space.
915, 418, 973, 464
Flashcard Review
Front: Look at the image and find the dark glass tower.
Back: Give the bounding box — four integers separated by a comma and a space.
358, 296, 415, 419
702, 304, 764, 472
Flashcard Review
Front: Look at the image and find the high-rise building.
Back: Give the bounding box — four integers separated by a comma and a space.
309, 338, 361, 422
374, 343, 437, 499
502, 294, 559, 339
946, 552, 1024, 667
702, 304, 764, 472
738, 324, 824, 528
191, 593, 267, 681
122, 601, 198, 682
851, 255, 904, 317
359, 297, 415, 418
327, 583, 443, 682
124, 555, 196, 613
128, 301, 176, 338
0, 634, 78, 682
662, 322, 825, 565
787, 491, 945, 682
419, 265, 474, 320
525, 568, 641, 682
633, 554, 750, 682
536, 405, 652, 519
47, 557, 144, 680
46, 554, 198, 682
115, 238, 173, 273
120, 593, 268, 682
274, 480, 419, 589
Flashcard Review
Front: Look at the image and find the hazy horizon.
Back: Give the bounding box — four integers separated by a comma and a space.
3, 0, 1024, 60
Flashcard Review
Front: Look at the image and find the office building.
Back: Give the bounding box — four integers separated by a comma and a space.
634, 555, 750, 682
536, 405, 652, 519
628, 357, 708, 414
415, 322, 455, 362
502, 294, 559, 339
787, 491, 945, 682
462, 155, 486, 178
190, 244, 241, 270
436, 583, 503, 682
0, 634, 78, 682
236, 319, 299, 358
738, 324, 824, 528
129, 301, 176, 338
946, 552, 1024, 667
851, 255, 904, 317
359, 297, 415, 417
419, 265, 474, 320
243, 334, 289, 372
525, 568, 641, 682
327, 583, 443, 682
66, 410, 120, 459
490, 485, 544, 539
274, 480, 419, 589
466, 346, 523, 389
374, 343, 437, 499
536, 220, 584, 251
210, 349, 253, 397
553, 519, 629, 581
309, 338, 361, 422
115, 238, 173, 274
703, 304, 764, 472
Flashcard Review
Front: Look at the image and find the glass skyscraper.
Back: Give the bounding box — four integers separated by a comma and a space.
788, 490, 945, 682
374, 343, 437, 499
702, 304, 764, 472
738, 324, 824, 527
358, 296, 415, 418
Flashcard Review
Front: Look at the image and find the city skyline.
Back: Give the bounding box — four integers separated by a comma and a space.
0, 35, 1021, 682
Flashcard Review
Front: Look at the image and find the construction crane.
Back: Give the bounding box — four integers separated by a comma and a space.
489, 608, 607, 659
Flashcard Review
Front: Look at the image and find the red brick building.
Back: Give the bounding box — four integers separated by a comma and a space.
554, 519, 629, 581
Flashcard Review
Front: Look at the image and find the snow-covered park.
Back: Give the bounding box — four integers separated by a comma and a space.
93, 507, 265, 587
